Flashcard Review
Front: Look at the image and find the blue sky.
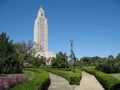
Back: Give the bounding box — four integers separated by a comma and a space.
0, 0, 120, 59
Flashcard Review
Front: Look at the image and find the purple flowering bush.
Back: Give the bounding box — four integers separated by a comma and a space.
0, 74, 28, 90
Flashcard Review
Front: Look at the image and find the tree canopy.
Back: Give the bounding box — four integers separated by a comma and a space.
0, 32, 22, 74
51, 51, 68, 68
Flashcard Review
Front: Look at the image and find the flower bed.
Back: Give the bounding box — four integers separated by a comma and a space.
11, 68, 50, 90
0, 74, 28, 90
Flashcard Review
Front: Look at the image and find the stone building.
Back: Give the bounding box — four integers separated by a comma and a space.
34, 6, 55, 64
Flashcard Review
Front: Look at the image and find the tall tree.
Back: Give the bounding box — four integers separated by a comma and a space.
116, 53, 120, 61
108, 55, 114, 61
14, 41, 34, 67
0, 32, 22, 74
80, 57, 92, 66
51, 51, 68, 68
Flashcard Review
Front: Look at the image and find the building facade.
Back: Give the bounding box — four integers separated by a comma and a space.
34, 6, 55, 64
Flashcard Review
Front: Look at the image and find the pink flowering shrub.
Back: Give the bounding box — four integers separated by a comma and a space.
0, 74, 28, 90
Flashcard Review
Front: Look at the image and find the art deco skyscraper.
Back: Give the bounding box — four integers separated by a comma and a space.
34, 7, 48, 56
34, 6, 55, 64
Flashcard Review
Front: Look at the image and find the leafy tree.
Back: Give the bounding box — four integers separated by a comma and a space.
51, 52, 68, 68
96, 55, 120, 73
96, 60, 120, 73
80, 57, 92, 66
116, 53, 120, 61
89, 56, 101, 66
14, 41, 50, 67
31, 56, 46, 67
79, 56, 109, 67
14, 41, 34, 67
108, 55, 114, 61
14, 43, 25, 67
0, 32, 22, 74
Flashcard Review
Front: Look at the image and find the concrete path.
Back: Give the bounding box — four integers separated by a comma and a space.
48, 73, 72, 90
75, 71, 104, 90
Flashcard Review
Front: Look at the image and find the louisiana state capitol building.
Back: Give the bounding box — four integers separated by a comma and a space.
34, 6, 55, 64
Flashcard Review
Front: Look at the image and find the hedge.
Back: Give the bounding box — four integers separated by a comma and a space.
43, 67, 82, 85
11, 68, 50, 90
84, 67, 120, 90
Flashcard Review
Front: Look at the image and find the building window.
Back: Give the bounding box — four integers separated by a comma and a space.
41, 13, 43, 16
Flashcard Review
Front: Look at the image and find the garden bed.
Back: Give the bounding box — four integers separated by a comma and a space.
0, 74, 28, 90
11, 68, 50, 90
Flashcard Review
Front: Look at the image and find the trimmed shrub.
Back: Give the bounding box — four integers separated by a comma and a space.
43, 67, 82, 85
11, 68, 50, 90
84, 67, 120, 90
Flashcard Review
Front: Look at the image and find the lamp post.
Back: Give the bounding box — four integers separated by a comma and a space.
70, 40, 74, 73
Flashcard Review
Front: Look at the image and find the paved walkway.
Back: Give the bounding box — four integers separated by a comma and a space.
74, 71, 104, 90
48, 73, 72, 90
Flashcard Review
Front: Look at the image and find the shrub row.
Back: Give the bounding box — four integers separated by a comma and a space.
84, 67, 120, 90
43, 67, 82, 85
11, 68, 50, 90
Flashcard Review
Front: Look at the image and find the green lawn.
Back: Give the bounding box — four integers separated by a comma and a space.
110, 73, 120, 81
23, 70, 35, 81
11, 68, 50, 90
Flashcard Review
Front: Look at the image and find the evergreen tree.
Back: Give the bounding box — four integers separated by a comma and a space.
0, 32, 22, 74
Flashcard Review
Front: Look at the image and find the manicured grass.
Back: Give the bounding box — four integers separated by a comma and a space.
22, 70, 35, 81
43, 67, 82, 85
110, 73, 120, 81
11, 68, 50, 90
84, 67, 120, 90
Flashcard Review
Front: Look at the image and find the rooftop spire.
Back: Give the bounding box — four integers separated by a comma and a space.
40, 0, 42, 8
39, 0, 43, 12
38, 4, 45, 17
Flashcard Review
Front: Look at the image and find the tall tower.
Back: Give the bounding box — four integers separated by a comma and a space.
34, 6, 48, 56
34, 6, 55, 65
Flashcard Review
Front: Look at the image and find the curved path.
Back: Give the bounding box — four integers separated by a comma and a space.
48, 73, 72, 90
75, 71, 104, 90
